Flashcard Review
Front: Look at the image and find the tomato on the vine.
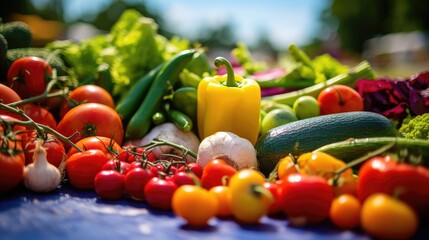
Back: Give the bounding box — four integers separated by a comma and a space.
177, 162, 203, 179
67, 136, 123, 160
24, 133, 66, 168
20, 104, 57, 130
124, 167, 151, 201
66, 149, 110, 189
59, 84, 115, 119
0, 83, 21, 118
7, 56, 52, 99
56, 103, 124, 148
172, 185, 218, 227
102, 159, 131, 175
171, 171, 197, 187
94, 170, 125, 200
144, 177, 177, 210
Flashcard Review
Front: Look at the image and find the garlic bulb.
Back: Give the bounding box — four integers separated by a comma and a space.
196, 131, 258, 170
24, 139, 62, 192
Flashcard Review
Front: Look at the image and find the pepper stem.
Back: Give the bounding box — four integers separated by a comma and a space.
214, 57, 238, 87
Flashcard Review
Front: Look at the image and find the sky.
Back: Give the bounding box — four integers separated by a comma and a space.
34, 0, 331, 49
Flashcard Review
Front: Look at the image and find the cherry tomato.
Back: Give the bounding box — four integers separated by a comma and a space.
102, 159, 131, 175
7, 56, 52, 99
172, 185, 218, 227
124, 167, 151, 201
24, 133, 66, 168
59, 84, 115, 118
0, 83, 21, 118
361, 193, 418, 240
200, 159, 237, 189
278, 173, 335, 225
277, 155, 298, 180
144, 177, 178, 210
177, 162, 204, 179
20, 104, 57, 130
117, 145, 156, 163
0, 115, 28, 149
317, 84, 363, 115
67, 136, 123, 160
329, 194, 361, 229
94, 170, 125, 200
209, 185, 232, 217
229, 169, 274, 224
66, 149, 110, 189
357, 155, 429, 216
56, 103, 124, 148
171, 171, 197, 187
263, 181, 283, 216
297, 152, 353, 181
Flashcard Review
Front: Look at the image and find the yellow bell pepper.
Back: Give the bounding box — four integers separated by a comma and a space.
197, 57, 261, 145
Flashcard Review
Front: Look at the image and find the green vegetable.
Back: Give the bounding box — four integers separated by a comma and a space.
399, 113, 429, 140
257, 44, 349, 89
255, 111, 397, 176
261, 60, 375, 107
171, 86, 197, 123
125, 49, 196, 140
152, 111, 166, 125
0, 34, 7, 63
115, 63, 164, 123
314, 137, 429, 165
165, 102, 193, 132
232, 42, 267, 75
0, 21, 32, 49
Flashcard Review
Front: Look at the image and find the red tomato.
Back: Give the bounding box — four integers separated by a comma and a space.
264, 181, 283, 216
20, 104, 57, 130
94, 170, 125, 200
66, 149, 110, 189
0, 149, 25, 193
177, 162, 204, 179
0, 115, 28, 148
24, 133, 66, 168
67, 136, 123, 160
56, 103, 124, 148
144, 177, 178, 210
0, 83, 21, 118
7, 56, 52, 99
317, 85, 363, 115
357, 155, 429, 217
117, 145, 156, 163
200, 159, 237, 189
102, 159, 131, 175
171, 171, 198, 187
124, 167, 151, 201
59, 84, 115, 118
278, 173, 335, 225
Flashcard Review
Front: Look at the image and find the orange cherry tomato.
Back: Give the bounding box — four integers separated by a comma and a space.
172, 185, 218, 227
361, 193, 418, 240
277, 155, 298, 180
209, 185, 232, 217
329, 194, 361, 229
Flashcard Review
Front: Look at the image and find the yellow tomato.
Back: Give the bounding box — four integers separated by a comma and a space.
209, 185, 233, 217
229, 169, 274, 224
361, 193, 418, 240
277, 155, 299, 180
298, 152, 353, 180
172, 185, 218, 228
329, 194, 361, 229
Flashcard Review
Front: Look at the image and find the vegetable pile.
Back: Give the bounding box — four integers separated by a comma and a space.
1, 9, 429, 240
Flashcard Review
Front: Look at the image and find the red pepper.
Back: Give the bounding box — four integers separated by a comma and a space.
357, 155, 429, 217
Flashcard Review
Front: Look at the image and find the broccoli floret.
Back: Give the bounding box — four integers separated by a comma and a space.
0, 21, 32, 49
399, 113, 429, 140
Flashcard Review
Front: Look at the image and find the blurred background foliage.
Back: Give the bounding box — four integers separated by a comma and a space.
1, 0, 428, 77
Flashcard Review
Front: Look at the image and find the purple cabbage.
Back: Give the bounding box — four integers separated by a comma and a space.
355, 71, 429, 126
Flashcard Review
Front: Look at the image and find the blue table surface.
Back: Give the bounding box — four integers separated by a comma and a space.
1, 182, 428, 240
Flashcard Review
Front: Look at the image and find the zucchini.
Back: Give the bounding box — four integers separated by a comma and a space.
255, 111, 397, 176
314, 137, 429, 167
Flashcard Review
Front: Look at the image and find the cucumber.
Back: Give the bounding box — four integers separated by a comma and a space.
314, 137, 429, 167
255, 111, 397, 176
